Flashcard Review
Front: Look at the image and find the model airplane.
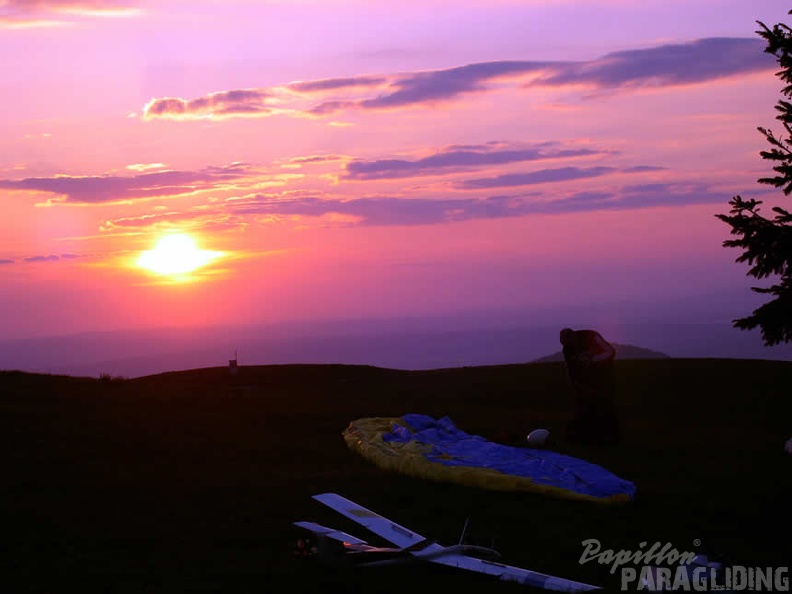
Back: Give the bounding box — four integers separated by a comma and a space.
293, 492, 601, 592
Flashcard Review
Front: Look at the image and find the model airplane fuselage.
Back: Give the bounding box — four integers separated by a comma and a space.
294, 493, 601, 592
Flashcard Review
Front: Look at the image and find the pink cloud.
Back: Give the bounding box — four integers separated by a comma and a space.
143, 89, 273, 121
1, 0, 141, 27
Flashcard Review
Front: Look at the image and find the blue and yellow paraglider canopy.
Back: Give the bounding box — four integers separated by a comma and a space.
343, 414, 636, 504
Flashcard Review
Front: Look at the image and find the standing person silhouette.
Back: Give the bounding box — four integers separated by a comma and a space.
559, 328, 621, 446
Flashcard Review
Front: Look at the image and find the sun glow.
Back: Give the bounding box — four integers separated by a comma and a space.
137, 234, 221, 276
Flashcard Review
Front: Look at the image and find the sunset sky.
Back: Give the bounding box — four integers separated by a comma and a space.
1, 0, 789, 340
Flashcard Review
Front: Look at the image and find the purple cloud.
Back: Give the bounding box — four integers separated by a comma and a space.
141, 37, 773, 120
304, 61, 548, 115
229, 180, 734, 225
306, 100, 359, 116
459, 165, 665, 190
622, 166, 667, 174
10, 252, 87, 264
343, 143, 607, 181
101, 178, 758, 232
358, 60, 546, 109
0, 162, 253, 204
229, 195, 525, 226
23, 254, 60, 262
459, 166, 616, 189
532, 38, 769, 89
288, 76, 387, 93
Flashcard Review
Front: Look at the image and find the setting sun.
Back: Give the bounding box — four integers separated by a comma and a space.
137, 234, 221, 276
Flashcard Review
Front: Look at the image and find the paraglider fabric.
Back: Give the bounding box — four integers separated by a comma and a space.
343, 414, 636, 504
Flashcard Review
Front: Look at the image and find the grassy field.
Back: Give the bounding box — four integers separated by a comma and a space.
1, 359, 790, 592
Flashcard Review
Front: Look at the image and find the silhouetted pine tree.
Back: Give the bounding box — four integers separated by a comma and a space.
717, 11, 792, 346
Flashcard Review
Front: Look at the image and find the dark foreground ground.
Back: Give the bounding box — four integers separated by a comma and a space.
2, 359, 791, 593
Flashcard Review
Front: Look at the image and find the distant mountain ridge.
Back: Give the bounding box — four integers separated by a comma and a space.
533, 343, 670, 363
4, 318, 792, 379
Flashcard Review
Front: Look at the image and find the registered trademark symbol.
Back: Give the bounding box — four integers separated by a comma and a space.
693, 539, 701, 547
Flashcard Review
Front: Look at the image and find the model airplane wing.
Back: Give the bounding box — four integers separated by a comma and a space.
430, 554, 601, 592
310, 493, 601, 592
312, 492, 441, 552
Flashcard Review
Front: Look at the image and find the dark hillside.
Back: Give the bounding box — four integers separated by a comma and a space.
1, 360, 790, 592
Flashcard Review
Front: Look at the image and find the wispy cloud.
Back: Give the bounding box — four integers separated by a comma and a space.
1, 0, 142, 28
458, 165, 617, 189
530, 37, 768, 90
343, 60, 546, 112
288, 75, 388, 94
141, 37, 772, 121
23, 254, 61, 262
99, 179, 740, 233
2, 142, 621, 206
222, 182, 733, 225
0, 253, 86, 264
458, 164, 667, 190
342, 142, 609, 181
281, 154, 347, 169
0, 162, 257, 204
100, 211, 248, 233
